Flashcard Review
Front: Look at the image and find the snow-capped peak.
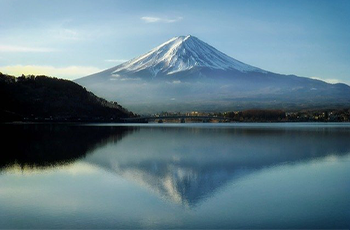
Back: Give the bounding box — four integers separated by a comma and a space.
112, 35, 264, 76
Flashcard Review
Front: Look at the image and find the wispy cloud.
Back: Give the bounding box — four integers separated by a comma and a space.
141, 16, 183, 23
49, 28, 81, 41
0, 65, 101, 80
0, 45, 56, 53
105, 59, 128, 63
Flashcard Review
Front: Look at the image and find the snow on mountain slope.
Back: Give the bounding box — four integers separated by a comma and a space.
111, 35, 265, 77
75, 35, 350, 113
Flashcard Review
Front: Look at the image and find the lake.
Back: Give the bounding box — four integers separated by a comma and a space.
0, 123, 349, 229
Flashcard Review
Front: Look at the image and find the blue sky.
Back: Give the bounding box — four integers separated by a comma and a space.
0, 0, 349, 84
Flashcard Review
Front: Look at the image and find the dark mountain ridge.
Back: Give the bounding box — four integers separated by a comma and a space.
0, 73, 134, 122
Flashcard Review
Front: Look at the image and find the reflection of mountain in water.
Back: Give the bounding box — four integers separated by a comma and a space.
0, 124, 134, 170
84, 126, 350, 207
2, 124, 350, 207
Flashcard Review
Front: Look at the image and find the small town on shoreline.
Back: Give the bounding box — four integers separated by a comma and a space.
149, 109, 350, 123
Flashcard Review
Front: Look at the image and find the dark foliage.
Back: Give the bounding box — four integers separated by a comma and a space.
0, 73, 134, 122
241, 109, 286, 121
223, 109, 286, 122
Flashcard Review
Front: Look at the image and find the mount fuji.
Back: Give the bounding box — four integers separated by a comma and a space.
76, 35, 350, 113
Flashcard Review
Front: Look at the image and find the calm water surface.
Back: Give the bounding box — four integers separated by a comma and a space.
0, 123, 349, 229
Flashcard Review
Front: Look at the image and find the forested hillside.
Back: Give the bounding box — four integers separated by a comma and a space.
0, 73, 134, 122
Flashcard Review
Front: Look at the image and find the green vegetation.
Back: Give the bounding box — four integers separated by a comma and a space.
0, 73, 135, 122
220, 110, 286, 122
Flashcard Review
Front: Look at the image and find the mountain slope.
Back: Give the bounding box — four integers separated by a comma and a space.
112, 35, 264, 75
76, 35, 350, 113
0, 73, 134, 121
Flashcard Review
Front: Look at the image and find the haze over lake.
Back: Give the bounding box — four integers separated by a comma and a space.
1, 123, 349, 229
